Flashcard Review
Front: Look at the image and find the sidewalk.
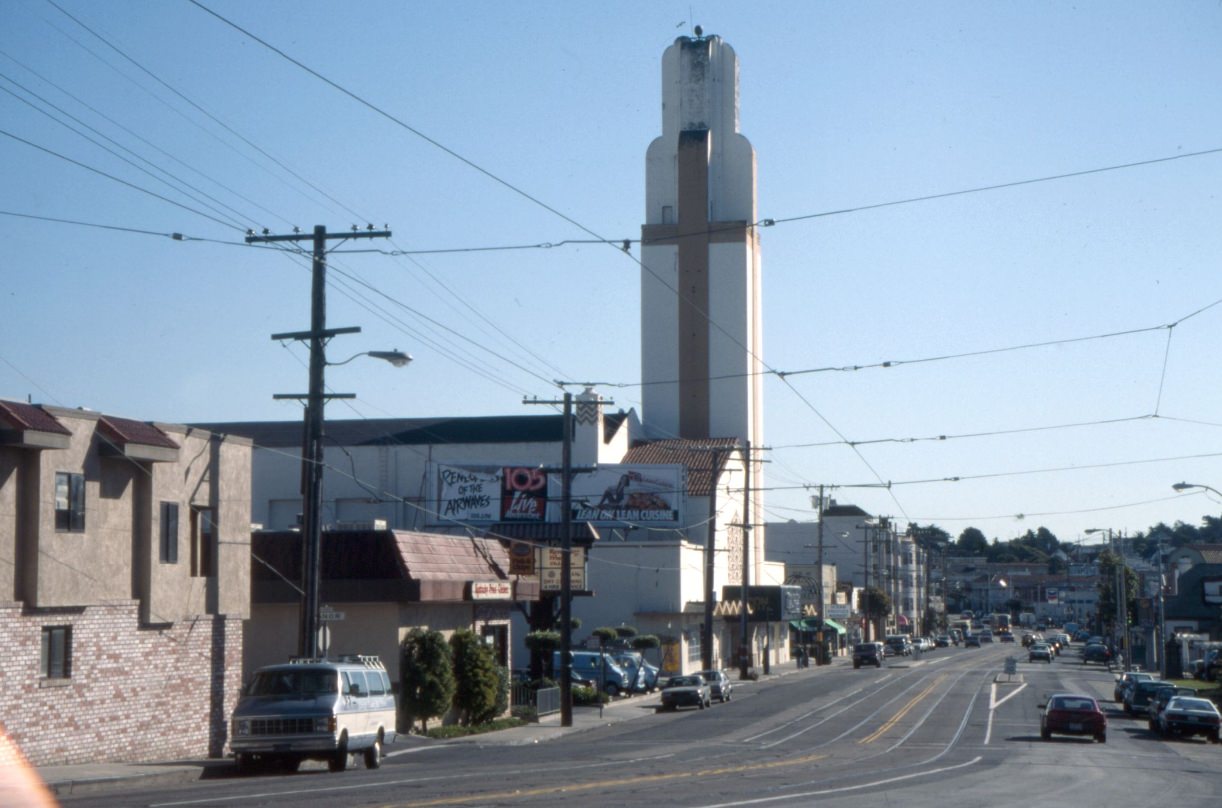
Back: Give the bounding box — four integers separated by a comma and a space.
35, 656, 836, 797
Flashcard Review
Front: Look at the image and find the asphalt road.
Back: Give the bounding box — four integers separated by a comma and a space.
61, 644, 1222, 808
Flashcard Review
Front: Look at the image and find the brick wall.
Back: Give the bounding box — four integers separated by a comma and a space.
0, 601, 244, 766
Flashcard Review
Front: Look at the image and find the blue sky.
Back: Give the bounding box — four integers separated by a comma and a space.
3, 0, 1221, 546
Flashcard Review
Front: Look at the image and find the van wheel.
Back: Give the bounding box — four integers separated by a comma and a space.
604, 683, 620, 697
328, 734, 349, 772
364, 736, 383, 770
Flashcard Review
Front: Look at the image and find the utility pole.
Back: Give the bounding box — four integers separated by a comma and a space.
862, 523, 871, 642
739, 440, 752, 679
249, 224, 390, 659
523, 391, 609, 727
815, 484, 826, 617
699, 444, 735, 672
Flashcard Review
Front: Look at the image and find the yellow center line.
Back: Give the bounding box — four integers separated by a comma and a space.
859, 674, 946, 745
377, 752, 828, 807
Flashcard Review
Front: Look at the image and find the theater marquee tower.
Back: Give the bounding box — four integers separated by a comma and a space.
640, 33, 762, 449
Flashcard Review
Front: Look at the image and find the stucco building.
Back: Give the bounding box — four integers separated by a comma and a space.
0, 400, 251, 766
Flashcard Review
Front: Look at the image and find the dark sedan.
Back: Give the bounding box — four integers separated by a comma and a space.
1158, 696, 1222, 742
1041, 693, 1107, 743
1082, 643, 1112, 666
658, 675, 711, 711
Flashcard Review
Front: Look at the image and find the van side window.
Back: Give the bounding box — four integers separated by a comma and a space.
367, 670, 385, 696
346, 670, 368, 696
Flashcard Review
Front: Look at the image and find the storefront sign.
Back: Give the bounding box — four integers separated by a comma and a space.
470, 580, 513, 600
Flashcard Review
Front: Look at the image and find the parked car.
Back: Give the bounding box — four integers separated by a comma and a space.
885, 635, 913, 656
1073, 629, 1092, 642
613, 652, 659, 693
1125, 679, 1167, 715
1041, 693, 1107, 743
1028, 643, 1054, 663
1157, 696, 1222, 741
1147, 685, 1196, 732
230, 655, 396, 774
853, 642, 884, 669
1114, 671, 1154, 703
658, 675, 711, 711
1202, 649, 1222, 682
1082, 643, 1112, 666
696, 669, 733, 703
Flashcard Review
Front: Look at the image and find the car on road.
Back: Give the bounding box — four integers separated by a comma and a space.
999, 631, 1016, 644
964, 634, 981, 648
1028, 643, 1054, 663
885, 635, 913, 656
1041, 693, 1107, 743
978, 630, 994, 644
1114, 671, 1154, 703
1125, 679, 1167, 715
1147, 685, 1196, 732
935, 634, 951, 648
1082, 643, 1112, 666
696, 669, 733, 702
658, 675, 711, 711
1021, 633, 1035, 647
1157, 696, 1222, 741
853, 642, 884, 668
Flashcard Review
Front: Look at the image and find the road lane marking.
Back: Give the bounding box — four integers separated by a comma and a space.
858, 675, 945, 744
374, 753, 830, 807
694, 755, 984, 807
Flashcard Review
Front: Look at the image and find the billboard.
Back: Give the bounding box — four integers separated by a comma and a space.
561, 465, 684, 526
433, 463, 685, 527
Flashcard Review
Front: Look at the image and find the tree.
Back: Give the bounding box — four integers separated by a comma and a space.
450, 629, 500, 726
524, 630, 560, 678
400, 628, 454, 734
957, 527, 988, 556
858, 586, 891, 641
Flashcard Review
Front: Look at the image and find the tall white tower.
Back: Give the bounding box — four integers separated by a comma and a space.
640, 33, 762, 449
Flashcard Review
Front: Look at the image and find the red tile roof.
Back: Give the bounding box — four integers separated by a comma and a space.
621, 437, 740, 496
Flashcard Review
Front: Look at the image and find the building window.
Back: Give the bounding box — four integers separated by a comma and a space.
54, 472, 85, 531
41, 625, 72, 679
160, 502, 179, 564
190, 507, 215, 578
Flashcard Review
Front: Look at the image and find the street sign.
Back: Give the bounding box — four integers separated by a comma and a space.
319, 606, 345, 622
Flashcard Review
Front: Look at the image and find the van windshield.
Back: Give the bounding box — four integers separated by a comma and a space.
247, 669, 337, 697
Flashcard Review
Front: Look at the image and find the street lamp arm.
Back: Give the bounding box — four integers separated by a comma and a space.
328, 349, 413, 368
1173, 481, 1222, 498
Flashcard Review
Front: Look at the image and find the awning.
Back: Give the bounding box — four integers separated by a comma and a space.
788, 617, 846, 635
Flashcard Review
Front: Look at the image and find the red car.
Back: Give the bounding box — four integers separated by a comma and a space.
1041, 693, 1107, 743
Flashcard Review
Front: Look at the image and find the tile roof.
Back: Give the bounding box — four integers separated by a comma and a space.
98, 415, 180, 450
0, 400, 70, 434
621, 437, 740, 496
252, 529, 509, 582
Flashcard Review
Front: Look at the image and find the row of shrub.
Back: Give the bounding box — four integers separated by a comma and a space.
399, 627, 513, 734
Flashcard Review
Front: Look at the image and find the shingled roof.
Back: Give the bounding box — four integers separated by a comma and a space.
0, 400, 71, 449
251, 528, 535, 604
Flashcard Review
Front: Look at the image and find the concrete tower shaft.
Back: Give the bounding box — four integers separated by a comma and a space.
640, 34, 762, 449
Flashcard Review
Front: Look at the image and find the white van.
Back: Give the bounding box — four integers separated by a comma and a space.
230, 655, 396, 773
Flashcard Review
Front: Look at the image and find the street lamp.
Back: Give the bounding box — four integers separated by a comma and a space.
329, 350, 413, 368
988, 574, 1007, 617
1173, 481, 1222, 497
274, 337, 411, 659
